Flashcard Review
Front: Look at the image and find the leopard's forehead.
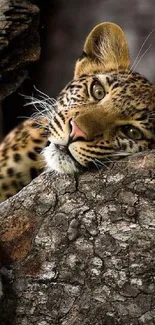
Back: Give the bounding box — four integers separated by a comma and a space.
60, 71, 153, 90
58, 71, 155, 111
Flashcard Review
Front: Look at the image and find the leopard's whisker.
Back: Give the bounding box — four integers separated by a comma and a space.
94, 158, 110, 170
17, 116, 31, 120
130, 44, 152, 75
90, 159, 101, 172
129, 28, 155, 74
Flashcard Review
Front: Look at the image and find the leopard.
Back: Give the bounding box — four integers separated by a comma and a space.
0, 22, 155, 203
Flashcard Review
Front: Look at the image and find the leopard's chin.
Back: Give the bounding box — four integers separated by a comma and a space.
42, 143, 79, 174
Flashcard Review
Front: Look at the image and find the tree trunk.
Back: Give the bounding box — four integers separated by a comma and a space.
0, 152, 155, 325
0, 0, 40, 138
0, 0, 40, 100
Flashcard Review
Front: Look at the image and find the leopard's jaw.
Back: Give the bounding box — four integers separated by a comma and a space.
43, 143, 78, 174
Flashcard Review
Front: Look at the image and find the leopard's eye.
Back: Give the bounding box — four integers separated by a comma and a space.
91, 81, 105, 100
121, 125, 143, 140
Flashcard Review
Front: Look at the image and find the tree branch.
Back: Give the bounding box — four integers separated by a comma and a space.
0, 152, 155, 324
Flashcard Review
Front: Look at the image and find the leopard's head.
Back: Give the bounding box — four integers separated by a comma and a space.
43, 22, 155, 173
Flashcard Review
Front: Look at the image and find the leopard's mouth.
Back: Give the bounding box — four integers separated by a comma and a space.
42, 142, 82, 174
43, 141, 127, 174
55, 143, 77, 162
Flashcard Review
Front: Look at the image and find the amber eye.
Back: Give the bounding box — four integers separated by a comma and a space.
121, 125, 143, 140
91, 81, 105, 100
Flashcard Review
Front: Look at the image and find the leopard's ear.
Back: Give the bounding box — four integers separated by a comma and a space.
74, 22, 130, 78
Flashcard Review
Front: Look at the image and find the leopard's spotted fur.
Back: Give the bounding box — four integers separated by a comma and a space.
0, 22, 155, 202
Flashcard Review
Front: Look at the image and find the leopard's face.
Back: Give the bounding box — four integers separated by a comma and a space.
42, 22, 155, 174
43, 71, 155, 174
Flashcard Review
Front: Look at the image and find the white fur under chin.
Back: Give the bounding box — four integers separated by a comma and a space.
42, 143, 78, 174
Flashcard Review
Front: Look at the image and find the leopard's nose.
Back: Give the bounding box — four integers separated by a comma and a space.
69, 120, 87, 142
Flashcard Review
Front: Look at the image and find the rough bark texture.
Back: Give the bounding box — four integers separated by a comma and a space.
0, 152, 155, 325
0, 0, 40, 101
0, 0, 40, 138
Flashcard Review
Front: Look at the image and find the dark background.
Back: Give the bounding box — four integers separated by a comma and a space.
3, 0, 155, 133
33, 0, 155, 97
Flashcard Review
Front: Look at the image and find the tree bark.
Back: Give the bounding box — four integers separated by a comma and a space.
0, 0, 40, 139
0, 0, 40, 101
0, 152, 155, 325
